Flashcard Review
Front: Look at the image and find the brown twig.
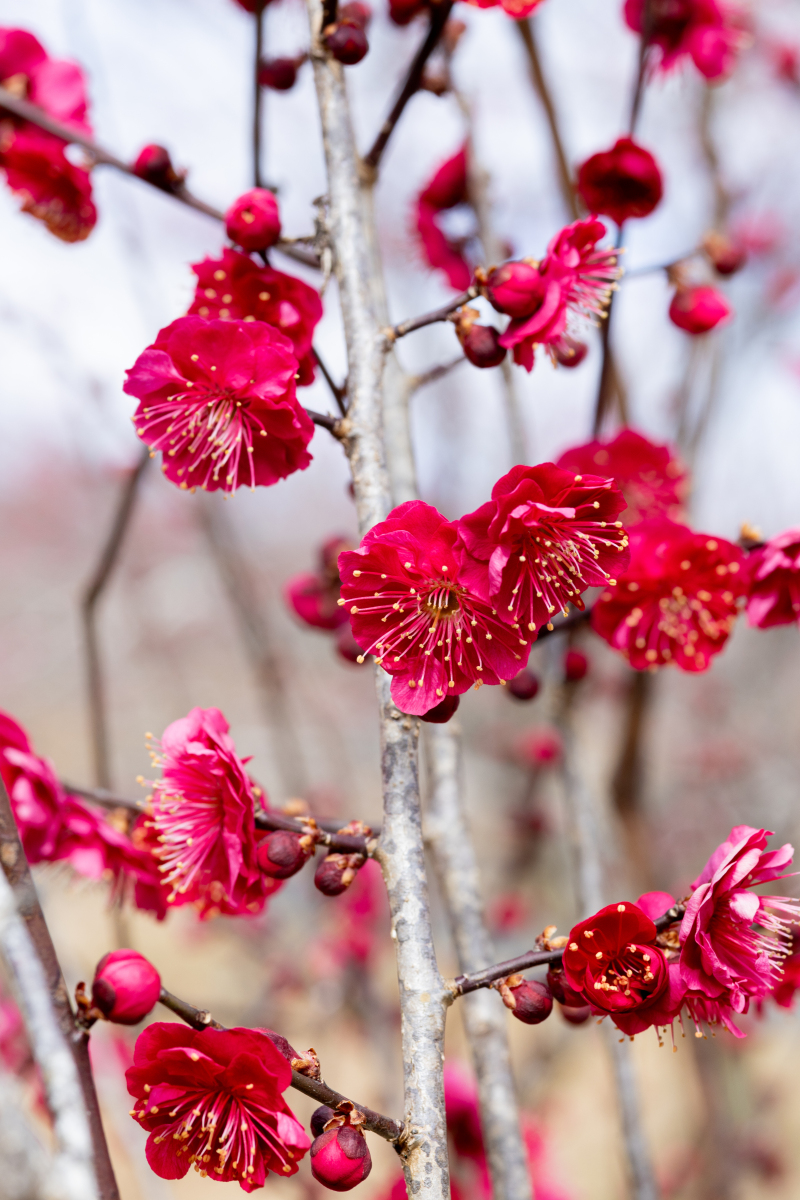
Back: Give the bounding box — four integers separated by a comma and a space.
389, 287, 476, 342
362, 0, 456, 174
157, 987, 404, 1143
307, 407, 346, 434
254, 809, 375, 854
254, 2, 266, 188
408, 355, 465, 393
313, 347, 348, 415
515, 19, 578, 220
0, 780, 119, 1199
82, 447, 151, 790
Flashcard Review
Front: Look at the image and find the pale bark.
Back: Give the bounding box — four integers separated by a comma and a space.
425, 723, 533, 1200
306, 14, 450, 1196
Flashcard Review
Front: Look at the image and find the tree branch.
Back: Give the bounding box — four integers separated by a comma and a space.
313, 346, 348, 415
388, 288, 477, 342
362, 0, 455, 174
514, 19, 578, 221
408, 355, 465, 393
157, 987, 404, 1144
306, 10, 451, 1196
0, 780, 118, 1200
81, 447, 150, 791
254, 2, 266, 188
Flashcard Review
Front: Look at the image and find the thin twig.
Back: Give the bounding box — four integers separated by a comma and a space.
515, 19, 578, 220
313, 346, 348, 414
389, 288, 476, 342
157, 987, 404, 1143
254, 2, 266, 188
306, 407, 346, 434
362, 0, 455, 174
408, 355, 465, 393
82, 447, 151, 790
0, 780, 118, 1200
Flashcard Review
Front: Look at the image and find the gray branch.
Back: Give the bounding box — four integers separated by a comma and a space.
424, 723, 532, 1200
305, 11, 450, 1196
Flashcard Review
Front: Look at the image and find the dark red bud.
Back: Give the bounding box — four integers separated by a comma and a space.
315, 852, 365, 896
506, 669, 540, 701
323, 20, 369, 65
460, 323, 506, 369
500, 977, 553, 1025
564, 649, 589, 682
311, 1126, 372, 1191
132, 144, 184, 193
389, 0, 428, 24
91, 950, 161, 1025
553, 336, 588, 368
703, 231, 747, 277
264, 1028, 299, 1062
419, 694, 460, 724
546, 965, 583, 1006
560, 1003, 592, 1025
336, 623, 367, 664
225, 187, 281, 252
311, 1105, 337, 1138
483, 261, 542, 318
257, 829, 314, 879
339, 1, 372, 28
258, 55, 305, 90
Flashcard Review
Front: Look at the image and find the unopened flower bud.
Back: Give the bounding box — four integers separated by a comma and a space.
564, 648, 588, 682
461, 323, 506, 368
132, 144, 184, 193
311, 1104, 337, 1137
419, 694, 460, 724
258, 55, 305, 90
702, 230, 747, 277
315, 852, 365, 896
545, 965, 583, 1006
90, 950, 161, 1025
553, 336, 588, 369
339, 2, 372, 28
668, 285, 732, 335
506, 668, 540, 701
499, 975, 553, 1025
311, 1125, 372, 1191
257, 829, 315, 879
482, 261, 541, 318
225, 187, 282, 252
323, 20, 369, 65
560, 1003, 592, 1025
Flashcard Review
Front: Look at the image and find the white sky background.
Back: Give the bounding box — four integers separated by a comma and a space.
0, 0, 799, 541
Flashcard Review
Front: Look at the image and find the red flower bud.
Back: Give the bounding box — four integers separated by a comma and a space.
499, 976, 553, 1025
339, 2, 372, 28
132, 144, 184, 193
311, 1105, 337, 1137
389, 0, 429, 25
461, 323, 506, 368
91, 950, 161, 1025
560, 1003, 592, 1025
323, 21, 369, 65
703, 231, 747, 277
419, 694, 460, 724
482, 261, 542, 318
225, 187, 282, 252
564, 648, 588, 682
315, 852, 366, 896
257, 830, 315, 879
576, 137, 663, 227
258, 55, 305, 91
668, 285, 732, 335
545, 965, 583, 1006
506, 669, 540, 701
553, 336, 588, 369
311, 1125, 372, 1191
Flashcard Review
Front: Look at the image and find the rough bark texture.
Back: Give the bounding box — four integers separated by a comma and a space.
424, 723, 532, 1200
306, 13, 450, 1196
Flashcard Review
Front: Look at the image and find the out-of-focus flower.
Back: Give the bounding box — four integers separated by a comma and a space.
389, 0, 429, 26
515, 725, 562, 767
285, 536, 352, 631
338, 501, 528, 716
562, 902, 685, 1034
770, 932, 800, 1008
0, 28, 96, 241
339, 2, 373, 27
324, 20, 369, 64
563, 648, 588, 682
556, 428, 687, 525
506, 668, 540, 701
457, 463, 629, 635
702, 230, 747, 276
576, 137, 663, 226
460, 0, 544, 19
482, 219, 620, 372
90, 950, 161, 1025
680, 825, 800, 1019
124, 316, 313, 494
258, 54, 307, 90
127, 1023, 310, 1190
444, 1063, 485, 1161
145, 707, 275, 918
744, 528, 800, 628
310, 1110, 372, 1192
189, 248, 322, 386
764, 38, 800, 86
623, 0, 747, 81
668, 284, 732, 334
416, 148, 473, 291
132, 144, 185, 193
591, 518, 745, 671
225, 188, 281, 252
552, 335, 588, 368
